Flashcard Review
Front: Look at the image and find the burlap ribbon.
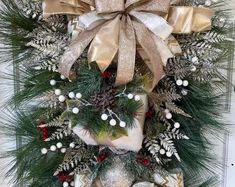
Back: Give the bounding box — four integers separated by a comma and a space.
43, 0, 214, 91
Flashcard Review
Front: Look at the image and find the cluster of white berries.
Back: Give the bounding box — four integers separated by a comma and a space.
50, 78, 84, 113
159, 148, 173, 158
50, 75, 66, 86
41, 142, 67, 155
99, 93, 140, 128
50, 78, 66, 103
176, 79, 189, 87
63, 181, 74, 187
127, 93, 141, 101
101, 113, 126, 128
176, 79, 189, 96
190, 56, 199, 72
68, 92, 82, 99
164, 109, 172, 120
69, 92, 83, 114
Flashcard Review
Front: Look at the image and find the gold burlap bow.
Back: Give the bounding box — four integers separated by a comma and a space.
43, 0, 214, 91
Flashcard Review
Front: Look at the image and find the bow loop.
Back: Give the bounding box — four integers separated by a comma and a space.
130, 0, 171, 14
95, 0, 125, 14
130, 11, 173, 40
88, 15, 121, 72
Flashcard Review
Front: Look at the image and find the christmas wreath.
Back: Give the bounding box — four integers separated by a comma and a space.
0, 0, 234, 187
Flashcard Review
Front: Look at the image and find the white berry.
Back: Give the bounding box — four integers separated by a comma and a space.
50, 145, 57, 152
109, 119, 117, 126
183, 80, 189, 87
101, 114, 108, 121
58, 95, 66, 102
60, 75, 66, 80
61, 148, 67, 153
181, 89, 188, 96
70, 181, 75, 186
56, 142, 63, 149
190, 66, 197, 72
70, 142, 75, 148
166, 113, 172, 119
63, 182, 69, 187
76, 93, 82, 99
127, 93, 134, 99
68, 92, 75, 99
176, 79, 183, 86
72, 107, 79, 114
119, 121, 126, 128
41, 148, 48, 155
134, 95, 141, 101
159, 149, 166, 155
205, 0, 212, 6
50, 79, 56, 86
166, 151, 172, 157
192, 56, 198, 63
164, 109, 170, 113
55, 89, 62, 96
174, 122, 180, 128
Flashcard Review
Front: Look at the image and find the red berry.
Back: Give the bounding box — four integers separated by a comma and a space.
146, 111, 153, 119
58, 175, 66, 181
57, 174, 73, 182
142, 159, 149, 166
101, 71, 111, 78
97, 154, 106, 163
39, 123, 49, 141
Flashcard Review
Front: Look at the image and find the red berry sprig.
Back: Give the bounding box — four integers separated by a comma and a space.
57, 173, 73, 182
39, 121, 49, 141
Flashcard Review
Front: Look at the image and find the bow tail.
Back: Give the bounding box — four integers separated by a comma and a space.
152, 35, 174, 66
133, 21, 165, 92
58, 25, 102, 78
88, 15, 121, 72
115, 16, 136, 86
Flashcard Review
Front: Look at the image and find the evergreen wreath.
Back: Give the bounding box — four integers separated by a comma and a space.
0, 0, 234, 187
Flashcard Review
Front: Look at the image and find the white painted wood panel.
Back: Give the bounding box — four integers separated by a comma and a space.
0, 63, 14, 187
0, 1, 234, 187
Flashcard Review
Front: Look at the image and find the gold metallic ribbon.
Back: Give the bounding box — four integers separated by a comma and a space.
43, 0, 214, 91
167, 6, 214, 33
43, 0, 92, 18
